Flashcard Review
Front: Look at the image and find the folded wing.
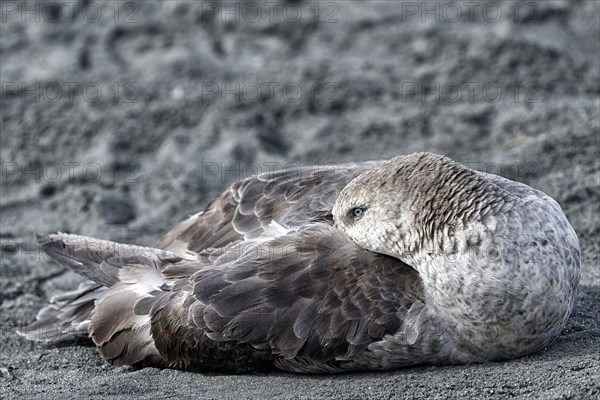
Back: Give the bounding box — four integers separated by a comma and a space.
150, 224, 425, 372
21, 161, 434, 372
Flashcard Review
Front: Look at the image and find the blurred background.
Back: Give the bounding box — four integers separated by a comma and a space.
1, 1, 599, 399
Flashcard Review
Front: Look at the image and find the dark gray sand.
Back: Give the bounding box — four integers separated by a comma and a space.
1, 1, 599, 399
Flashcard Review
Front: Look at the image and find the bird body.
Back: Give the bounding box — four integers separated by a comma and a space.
19, 153, 580, 373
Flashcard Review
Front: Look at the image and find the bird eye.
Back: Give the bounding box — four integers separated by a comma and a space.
348, 207, 365, 220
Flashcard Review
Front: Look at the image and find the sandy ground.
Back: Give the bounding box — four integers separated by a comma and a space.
1, 0, 599, 399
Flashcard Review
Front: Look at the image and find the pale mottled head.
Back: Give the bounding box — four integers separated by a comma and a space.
333, 152, 581, 360
332, 152, 505, 261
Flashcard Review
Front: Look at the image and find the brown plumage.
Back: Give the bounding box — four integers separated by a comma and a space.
19, 159, 430, 373
18, 153, 580, 373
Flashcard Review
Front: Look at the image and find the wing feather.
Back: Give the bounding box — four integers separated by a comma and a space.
154, 162, 382, 255
150, 224, 425, 371
26, 160, 435, 373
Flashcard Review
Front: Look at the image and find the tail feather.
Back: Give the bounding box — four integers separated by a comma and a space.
93, 286, 170, 367
17, 280, 105, 342
37, 233, 184, 287
18, 233, 184, 356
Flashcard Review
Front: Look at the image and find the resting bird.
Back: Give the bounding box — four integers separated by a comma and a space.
18, 152, 581, 373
